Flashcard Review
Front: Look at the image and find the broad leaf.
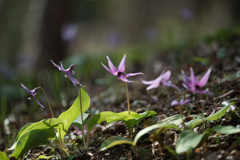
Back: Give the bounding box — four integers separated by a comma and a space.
9, 118, 67, 159
9, 118, 67, 151
210, 125, 240, 135
134, 123, 181, 146
10, 130, 53, 159
185, 102, 235, 129
0, 151, 8, 160
100, 136, 134, 151
87, 111, 156, 131
57, 87, 90, 142
176, 130, 209, 154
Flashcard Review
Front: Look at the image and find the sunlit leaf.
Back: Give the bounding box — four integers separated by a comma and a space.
9, 118, 67, 159
100, 136, 133, 151
9, 118, 67, 151
134, 123, 181, 146
185, 102, 235, 129
176, 130, 210, 154
87, 111, 156, 131
57, 87, 90, 142
0, 151, 8, 160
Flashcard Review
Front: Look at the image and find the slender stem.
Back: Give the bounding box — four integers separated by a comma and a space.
73, 64, 87, 149
38, 87, 54, 118
200, 94, 205, 131
125, 82, 130, 115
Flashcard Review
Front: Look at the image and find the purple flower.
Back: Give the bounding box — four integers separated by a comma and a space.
21, 83, 44, 110
74, 125, 87, 136
51, 60, 79, 87
101, 54, 143, 82
182, 67, 213, 95
142, 70, 180, 91
171, 99, 190, 106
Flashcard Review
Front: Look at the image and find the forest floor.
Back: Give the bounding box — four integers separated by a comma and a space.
2, 29, 240, 160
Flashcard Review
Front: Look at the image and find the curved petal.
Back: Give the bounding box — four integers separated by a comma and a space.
106, 56, 117, 73
50, 60, 63, 71
119, 75, 132, 82
164, 82, 181, 92
68, 75, 79, 87
125, 72, 143, 77
190, 67, 197, 85
181, 99, 190, 106
101, 63, 115, 75
20, 83, 30, 92
32, 96, 44, 110
118, 54, 126, 73
198, 68, 211, 87
146, 81, 160, 90
171, 100, 179, 106
162, 70, 171, 81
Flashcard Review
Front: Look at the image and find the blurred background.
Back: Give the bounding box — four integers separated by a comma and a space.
1, 0, 240, 141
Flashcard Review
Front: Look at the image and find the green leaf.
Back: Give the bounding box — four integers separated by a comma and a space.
57, 87, 90, 142
9, 118, 67, 151
10, 130, 52, 159
210, 125, 240, 135
176, 130, 210, 154
0, 151, 8, 160
72, 113, 89, 130
134, 123, 181, 146
87, 111, 156, 131
185, 102, 235, 129
100, 136, 134, 151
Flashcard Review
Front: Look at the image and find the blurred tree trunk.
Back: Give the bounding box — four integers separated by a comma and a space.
37, 0, 71, 69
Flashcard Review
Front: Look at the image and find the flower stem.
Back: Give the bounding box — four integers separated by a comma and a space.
125, 82, 130, 115
38, 87, 54, 118
125, 81, 133, 138
74, 64, 87, 149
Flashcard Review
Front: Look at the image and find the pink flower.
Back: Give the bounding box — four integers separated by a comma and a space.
74, 125, 87, 135
171, 99, 190, 106
182, 67, 213, 95
101, 54, 143, 82
142, 70, 180, 91
21, 84, 44, 110
50, 60, 79, 87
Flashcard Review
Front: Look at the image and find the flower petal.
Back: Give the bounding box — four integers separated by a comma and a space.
171, 100, 179, 106
164, 82, 181, 92
50, 60, 63, 71
106, 56, 117, 73
101, 63, 116, 75
32, 96, 44, 110
190, 67, 197, 85
198, 68, 211, 87
119, 75, 132, 82
125, 72, 143, 77
162, 70, 171, 81
117, 54, 126, 73
146, 81, 160, 90
21, 83, 30, 92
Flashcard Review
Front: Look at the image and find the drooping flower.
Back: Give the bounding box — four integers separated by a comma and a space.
181, 67, 213, 95
171, 99, 190, 107
101, 54, 143, 82
50, 60, 79, 87
20, 83, 44, 110
142, 70, 180, 91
